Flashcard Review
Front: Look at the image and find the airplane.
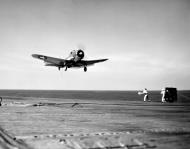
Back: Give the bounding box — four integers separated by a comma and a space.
32, 49, 108, 72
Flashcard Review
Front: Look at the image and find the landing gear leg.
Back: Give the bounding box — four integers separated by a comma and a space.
58, 67, 60, 71
84, 66, 87, 72
65, 66, 68, 71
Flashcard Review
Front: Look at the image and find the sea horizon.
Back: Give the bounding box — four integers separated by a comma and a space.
0, 89, 189, 91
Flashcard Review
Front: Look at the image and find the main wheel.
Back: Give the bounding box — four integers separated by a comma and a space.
84, 67, 87, 72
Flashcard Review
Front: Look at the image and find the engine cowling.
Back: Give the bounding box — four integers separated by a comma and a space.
77, 49, 85, 60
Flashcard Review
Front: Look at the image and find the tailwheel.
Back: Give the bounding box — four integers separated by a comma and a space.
84, 66, 87, 72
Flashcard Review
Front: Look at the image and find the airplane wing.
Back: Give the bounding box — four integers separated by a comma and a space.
32, 54, 108, 71
81, 59, 108, 66
32, 54, 67, 67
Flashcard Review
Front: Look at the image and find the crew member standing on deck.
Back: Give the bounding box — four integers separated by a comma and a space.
161, 88, 170, 102
161, 88, 166, 102
138, 88, 150, 101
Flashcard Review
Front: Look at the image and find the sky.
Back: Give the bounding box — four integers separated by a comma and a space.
0, 0, 189, 90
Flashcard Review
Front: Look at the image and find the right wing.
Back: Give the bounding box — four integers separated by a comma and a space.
32, 54, 67, 67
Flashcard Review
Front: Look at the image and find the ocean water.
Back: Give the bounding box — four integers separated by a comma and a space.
0, 90, 189, 103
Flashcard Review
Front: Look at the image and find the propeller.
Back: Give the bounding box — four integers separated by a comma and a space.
76, 44, 88, 59
77, 49, 85, 59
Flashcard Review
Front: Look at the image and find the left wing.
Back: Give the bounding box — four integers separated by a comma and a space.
81, 59, 108, 66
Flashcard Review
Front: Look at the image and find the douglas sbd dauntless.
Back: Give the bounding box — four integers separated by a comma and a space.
32, 49, 108, 72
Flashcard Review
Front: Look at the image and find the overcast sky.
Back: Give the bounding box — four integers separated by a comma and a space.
0, 0, 189, 90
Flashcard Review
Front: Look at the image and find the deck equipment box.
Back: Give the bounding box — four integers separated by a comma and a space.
164, 87, 177, 102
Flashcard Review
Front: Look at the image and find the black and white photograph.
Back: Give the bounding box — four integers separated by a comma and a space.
0, 0, 189, 148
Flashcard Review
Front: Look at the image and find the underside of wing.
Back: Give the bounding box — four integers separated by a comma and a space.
44, 63, 59, 67
32, 54, 67, 67
81, 59, 108, 66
